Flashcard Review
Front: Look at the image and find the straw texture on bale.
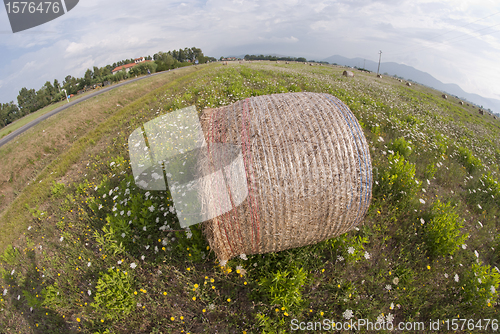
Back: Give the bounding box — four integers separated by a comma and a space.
199, 92, 372, 262
343, 70, 354, 77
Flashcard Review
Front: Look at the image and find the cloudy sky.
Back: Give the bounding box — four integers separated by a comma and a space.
0, 0, 499, 104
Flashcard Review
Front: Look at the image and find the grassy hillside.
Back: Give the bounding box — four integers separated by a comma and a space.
0, 62, 499, 333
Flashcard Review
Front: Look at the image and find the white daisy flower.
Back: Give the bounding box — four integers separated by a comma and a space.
343, 309, 353, 320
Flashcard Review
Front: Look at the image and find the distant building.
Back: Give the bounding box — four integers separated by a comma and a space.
111, 58, 151, 74
111, 63, 138, 74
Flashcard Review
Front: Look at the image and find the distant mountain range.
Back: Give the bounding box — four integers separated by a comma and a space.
323, 55, 500, 114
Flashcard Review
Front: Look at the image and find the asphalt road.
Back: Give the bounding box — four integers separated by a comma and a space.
0, 69, 179, 148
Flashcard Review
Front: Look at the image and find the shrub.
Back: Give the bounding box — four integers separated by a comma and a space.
1, 244, 19, 265
258, 267, 308, 311
94, 225, 125, 256
91, 268, 136, 321
422, 200, 468, 258
374, 152, 421, 208
389, 137, 412, 159
457, 146, 483, 174
462, 262, 500, 309
42, 282, 67, 310
51, 181, 65, 198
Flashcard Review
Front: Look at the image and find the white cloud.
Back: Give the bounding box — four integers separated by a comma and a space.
65, 42, 88, 54
257, 36, 299, 43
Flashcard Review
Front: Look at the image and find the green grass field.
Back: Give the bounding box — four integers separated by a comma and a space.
0, 62, 499, 333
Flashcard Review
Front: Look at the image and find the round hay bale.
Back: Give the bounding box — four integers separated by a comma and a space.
343, 70, 354, 77
198, 92, 372, 262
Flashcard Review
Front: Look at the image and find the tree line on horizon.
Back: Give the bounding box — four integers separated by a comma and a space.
243, 54, 329, 64
244, 54, 308, 62
0, 47, 216, 129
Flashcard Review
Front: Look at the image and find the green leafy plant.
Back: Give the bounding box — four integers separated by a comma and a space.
457, 146, 483, 174
462, 262, 500, 308
424, 163, 438, 180
389, 137, 412, 159
26, 204, 47, 220
375, 152, 421, 208
1, 244, 19, 265
331, 233, 369, 263
258, 267, 308, 311
91, 268, 136, 321
256, 313, 287, 334
421, 200, 468, 258
94, 225, 125, 256
42, 282, 66, 310
22, 289, 43, 308
51, 181, 66, 198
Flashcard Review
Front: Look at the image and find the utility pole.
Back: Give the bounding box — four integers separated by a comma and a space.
377, 50, 382, 75
61, 89, 69, 103
364, 59, 366, 69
